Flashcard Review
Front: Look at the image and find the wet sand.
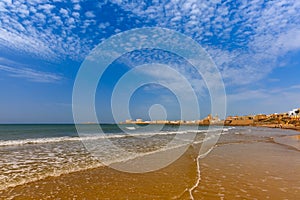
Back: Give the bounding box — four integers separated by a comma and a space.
0, 146, 199, 199
274, 134, 300, 151
195, 142, 300, 199
1, 129, 300, 199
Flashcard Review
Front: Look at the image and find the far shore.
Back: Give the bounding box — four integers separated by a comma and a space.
121, 109, 300, 133
120, 121, 300, 133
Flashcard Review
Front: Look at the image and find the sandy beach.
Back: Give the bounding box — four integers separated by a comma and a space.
0, 127, 299, 199
1, 0, 300, 199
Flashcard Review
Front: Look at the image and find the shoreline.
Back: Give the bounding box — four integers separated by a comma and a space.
121, 121, 300, 133
0, 127, 299, 199
254, 123, 300, 132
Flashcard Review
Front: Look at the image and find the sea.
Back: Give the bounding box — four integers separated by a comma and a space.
0, 124, 222, 191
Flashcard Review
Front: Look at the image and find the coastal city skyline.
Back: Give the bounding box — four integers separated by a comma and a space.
120, 107, 300, 125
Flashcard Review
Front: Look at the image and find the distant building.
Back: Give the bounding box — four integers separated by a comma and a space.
207, 114, 212, 121
154, 120, 169, 124
212, 115, 220, 122
125, 119, 133, 123
254, 114, 267, 121
225, 115, 254, 126
289, 108, 300, 118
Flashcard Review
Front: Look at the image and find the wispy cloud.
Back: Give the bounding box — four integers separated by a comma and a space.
0, 64, 62, 83
0, 0, 299, 86
290, 84, 300, 89
228, 84, 300, 102
0, 0, 102, 61
112, 0, 300, 85
226, 85, 300, 115
116, 49, 208, 98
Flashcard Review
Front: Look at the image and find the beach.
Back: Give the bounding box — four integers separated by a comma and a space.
0, 126, 299, 199
1, 0, 300, 199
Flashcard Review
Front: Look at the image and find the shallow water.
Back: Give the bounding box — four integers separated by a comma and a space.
196, 142, 300, 199
0, 125, 299, 199
0, 124, 213, 191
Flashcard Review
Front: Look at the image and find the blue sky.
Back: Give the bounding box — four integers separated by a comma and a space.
0, 0, 300, 123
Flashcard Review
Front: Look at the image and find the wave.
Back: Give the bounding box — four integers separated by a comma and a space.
0, 128, 228, 147
0, 161, 105, 192
125, 126, 136, 130
0, 139, 194, 191
0, 127, 228, 192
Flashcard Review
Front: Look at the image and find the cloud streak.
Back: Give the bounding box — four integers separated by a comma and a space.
0, 64, 62, 83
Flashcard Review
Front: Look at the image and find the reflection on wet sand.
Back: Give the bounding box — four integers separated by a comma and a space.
274, 134, 300, 151
0, 128, 299, 199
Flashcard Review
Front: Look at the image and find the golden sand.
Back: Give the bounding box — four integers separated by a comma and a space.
1, 133, 299, 199
274, 134, 300, 151
291, 134, 300, 141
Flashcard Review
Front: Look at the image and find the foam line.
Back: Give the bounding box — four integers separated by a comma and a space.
188, 154, 201, 200
188, 146, 214, 200
0, 129, 216, 147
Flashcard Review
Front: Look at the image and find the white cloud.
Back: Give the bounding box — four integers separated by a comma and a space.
0, 0, 299, 83
0, 64, 62, 83
3, 0, 12, 3
98, 22, 110, 29
226, 85, 300, 115
59, 8, 69, 17
228, 83, 300, 102
73, 4, 80, 10
72, 11, 80, 18
126, 58, 207, 97
111, 0, 300, 86
0, 28, 56, 59
0, 0, 103, 61
276, 29, 300, 52
290, 84, 300, 89
85, 11, 95, 18
38, 4, 55, 12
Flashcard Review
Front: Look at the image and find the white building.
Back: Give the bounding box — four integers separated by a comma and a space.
288, 108, 300, 117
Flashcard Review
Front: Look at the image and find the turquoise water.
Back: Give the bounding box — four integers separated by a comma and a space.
0, 124, 208, 141
0, 124, 78, 141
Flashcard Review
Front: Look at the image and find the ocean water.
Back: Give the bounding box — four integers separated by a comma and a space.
0, 124, 220, 191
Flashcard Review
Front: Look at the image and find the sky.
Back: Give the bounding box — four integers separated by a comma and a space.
0, 0, 300, 123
